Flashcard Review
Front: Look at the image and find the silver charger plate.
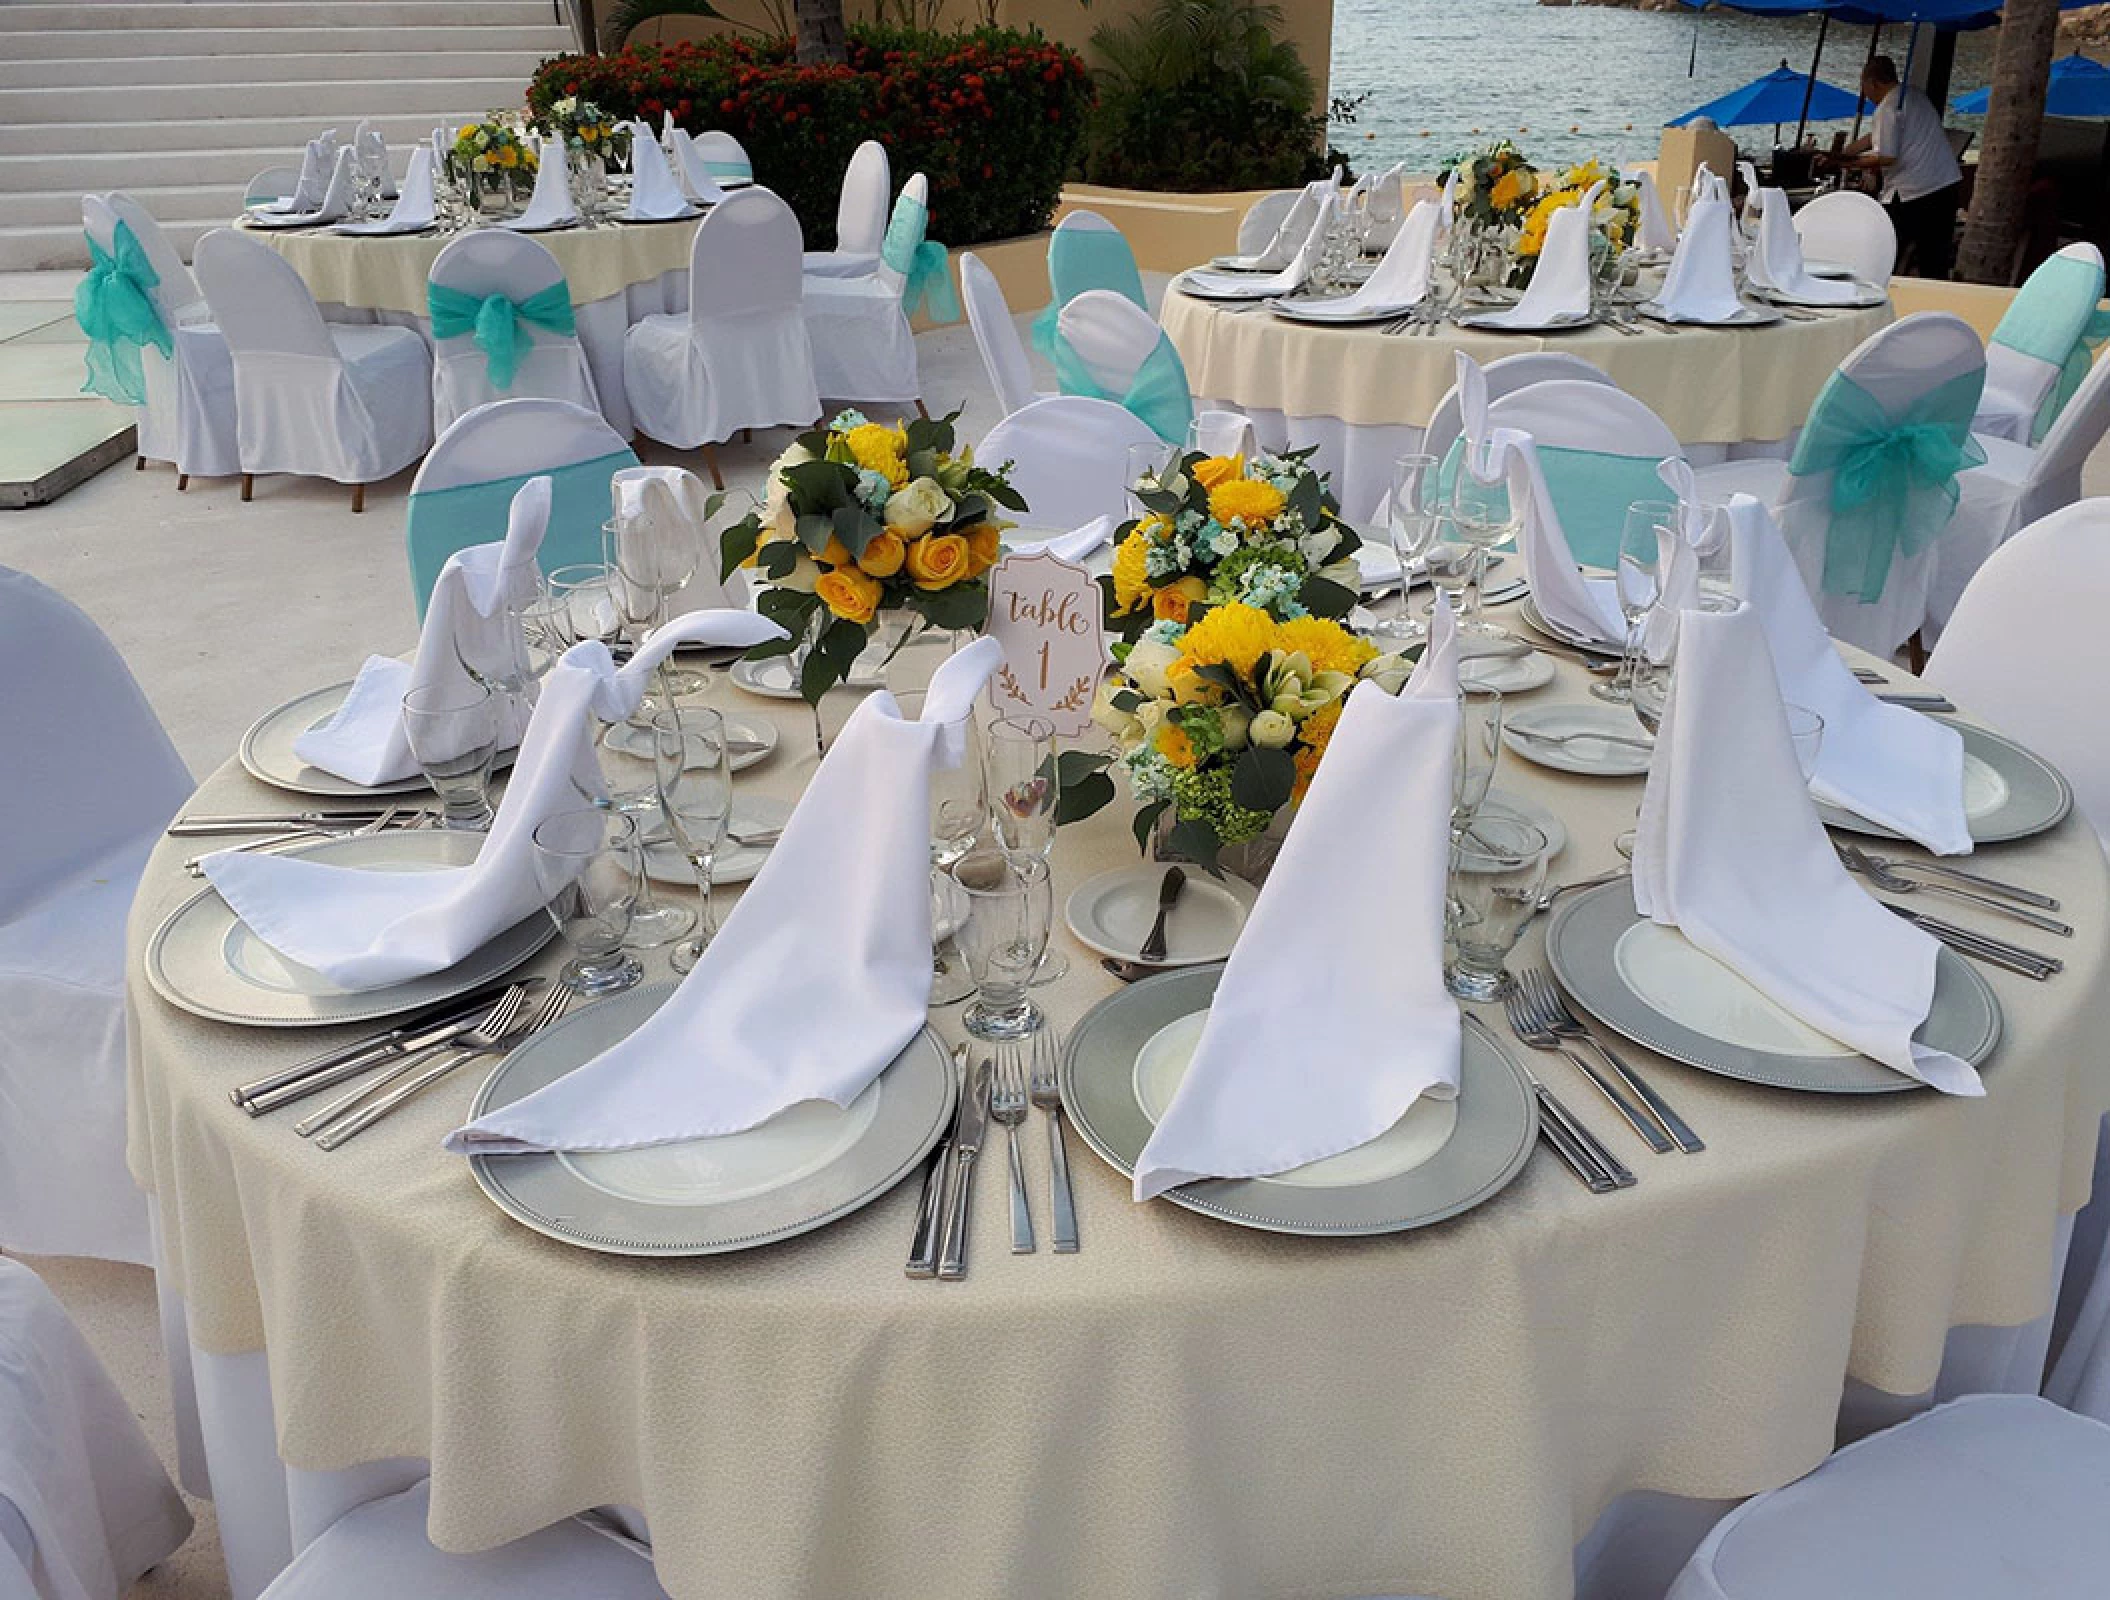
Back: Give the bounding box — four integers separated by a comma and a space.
1059, 964, 1537, 1235
1545, 881, 2001, 1094
1636, 300, 1784, 328
144, 829, 555, 1028
1755, 282, 1888, 310
1455, 308, 1595, 333
465, 984, 956, 1256
1173, 270, 1291, 303
1268, 296, 1422, 326
1817, 720, 2073, 846
240, 682, 431, 799
1516, 597, 1621, 658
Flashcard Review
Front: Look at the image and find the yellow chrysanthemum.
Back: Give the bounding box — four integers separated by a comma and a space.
1516, 186, 1584, 258
1111, 528, 1153, 614
1489, 166, 1535, 212
845, 422, 909, 489
1291, 700, 1345, 800
1207, 478, 1286, 529
1175, 601, 1282, 681
1274, 616, 1376, 677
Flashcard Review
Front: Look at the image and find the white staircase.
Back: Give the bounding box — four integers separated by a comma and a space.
0, 0, 575, 272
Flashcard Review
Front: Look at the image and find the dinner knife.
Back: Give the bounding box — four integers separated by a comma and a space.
936, 1058, 990, 1281
906, 1045, 971, 1279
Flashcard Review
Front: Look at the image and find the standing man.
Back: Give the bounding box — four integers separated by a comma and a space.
1824, 55, 1964, 278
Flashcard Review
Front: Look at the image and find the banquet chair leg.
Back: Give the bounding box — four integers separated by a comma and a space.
176, 474, 189, 492
240, 473, 253, 503
1907, 630, 1927, 675
349, 483, 365, 515
702, 444, 725, 491
740, 427, 752, 445
135, 455, 145, 471
915, 399, 930, 420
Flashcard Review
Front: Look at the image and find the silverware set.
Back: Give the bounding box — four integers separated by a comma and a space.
1835, 842, 2069, 978
1464, 1013, 1631, 1192
178, 806, 440, 874
910, 1029, 1076, 1279
1506, 968, 1703, 1158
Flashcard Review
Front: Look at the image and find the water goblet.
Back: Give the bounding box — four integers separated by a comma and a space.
604, 511, 704, 700
531, 807, 646, 996
650, 704, 732, 975
984, 713, 1068, 983
1453, 687, 1504, 839
400, 681, 497, 830
949, 849, 1053, 1041
1783, 703, 1825, 781
1444, 813, 1550, 1002
896, 689, 985, 1004
1381, 453, 1443, 643
1595, 499, 1673, 706
1447, 468, 1519, 642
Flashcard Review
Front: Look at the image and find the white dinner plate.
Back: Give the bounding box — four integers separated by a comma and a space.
1803, 257, 1854, 279
144, 829, 554, 1028
1458, 649, 1554, 696
1173, 269, 1293, 303
1267, 296, 1424, 326
1754, 282, 1888, 310
1635, 300, 1784, 328
641, 795, 792, 887
1064, 864, 1257, 967
1455, 307, 1596, 334
1517, 596, 1623, 657
330, 218, 437, 237
1501, 704, 1654, 777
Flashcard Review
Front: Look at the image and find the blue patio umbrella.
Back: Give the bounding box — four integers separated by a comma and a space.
1953, 54, 2110, 119
1669, 64, 1869, 129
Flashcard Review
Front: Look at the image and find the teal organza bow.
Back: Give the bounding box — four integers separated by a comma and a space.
1051, 327, 1194, 445
427, 281, 576, 390
75, 220, 171, 408
1029, 225, 1148, 359
1789, 368, 1986, 605
703, 157, 751, 181
2043, 307, 2110, 439
881, 192, 960, 323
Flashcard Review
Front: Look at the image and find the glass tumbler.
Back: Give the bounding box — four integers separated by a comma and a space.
531, 807, 646, 996
1445, 813, 1550, 1002
401, 682, 497, 830
949, 849, 1053, 1041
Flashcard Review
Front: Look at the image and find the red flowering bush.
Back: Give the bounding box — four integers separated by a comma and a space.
526, 27, 1093, 248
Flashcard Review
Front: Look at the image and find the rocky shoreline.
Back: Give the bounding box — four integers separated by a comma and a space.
1542, 0, 2110, 37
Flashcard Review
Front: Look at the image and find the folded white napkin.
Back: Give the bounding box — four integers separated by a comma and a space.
1181, 192, 1334, 298
1721, 493, 1972, 853
611, 465, 746, 611
1693, 163, 1729, 206
1632, 602, 1981, 1095
1009, 514, 1116, 565
1737, 161, 1763, 227
1133, 601, 1464, 1200
258, 140, 325, 214
1275, 198, 1440, 318
667, 128, 728, 206
334, 145, 436, 235
443, 636, 1007, 1153
1188, 410, 1256, 459
1749, 188, 1862, 304
623, 122, 693, 221
1629, 166, 1677, 254
1439, 167, 1458, 236
1363, 163, 1408, 248
293, 478, 553, 788
1471, 180, 1602, 328
208, 610, 788, 992
1652, 193, 1745, 323
504, 136, 577, 232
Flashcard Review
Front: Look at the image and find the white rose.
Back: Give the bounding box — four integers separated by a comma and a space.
1219, 704, 1252, 751
777, 553, 821, 594
1249, 709, 1295, 749
883, 476, 953, 538
1359, 653, 1413, 694
1091, 678, 1143, 746
1125, 638, 1181, 700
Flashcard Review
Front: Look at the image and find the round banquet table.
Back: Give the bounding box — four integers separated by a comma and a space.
254, 216, 707, 438
127, 637, 2110, 1600
1159, 288, 1894, 525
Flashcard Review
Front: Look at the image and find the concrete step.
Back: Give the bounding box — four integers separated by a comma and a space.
0, 23, 570, 59
0, 182, 252, 229
0, 111, 472, 156
0, 214, 237, 273
0, 49, 557, 89
0, 76, 530, 123
0, 2, 560, 30
0, 146, 362, 194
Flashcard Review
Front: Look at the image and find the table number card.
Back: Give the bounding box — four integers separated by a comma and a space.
984, 550, 1104, 737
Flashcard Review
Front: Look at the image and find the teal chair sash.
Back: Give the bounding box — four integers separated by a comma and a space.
428, 282, 576, 391
75, 220, 171, 408
704, 157, 751, 181
1435, 439, 1664, 569
1030, 225, 1147, 360
2042, 306, 2110, 440
1051, 328, 1193, 445
880, 192, 960, 324
1788, 367, 1986, 605
1990, 249, 2104, 366
405, 447, 637, 618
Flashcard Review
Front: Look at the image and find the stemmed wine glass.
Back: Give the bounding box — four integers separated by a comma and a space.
898, 689, 985, 1005
605, 508, 704, 700
1595, 500, 1672, 706
1452, 688, 1504, 842
354, 127, 389, 221
984, 713, 1067, 984
650, 703, 732, 974
1447, 464, 1519, 643
1380, 452, 1443, 644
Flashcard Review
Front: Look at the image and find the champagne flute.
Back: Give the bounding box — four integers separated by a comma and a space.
650, 704, 732, 974
897, 689, 985, 1005
1446, 467, 1518, 643
1596, 500, 1672, 706
1381, 453, 1443, 643
984, 714, 1068, 983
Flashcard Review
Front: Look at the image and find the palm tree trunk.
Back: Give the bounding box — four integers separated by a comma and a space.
1956, 0, 2062, 285
793, 0, 847, 64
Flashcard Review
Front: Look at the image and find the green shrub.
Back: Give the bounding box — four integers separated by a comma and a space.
1082, 0, 1333, 191
526, 26, 1094, 248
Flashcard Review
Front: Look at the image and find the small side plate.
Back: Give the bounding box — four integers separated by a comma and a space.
1064, 865, 1257, 967
1501, 704, 1654, 777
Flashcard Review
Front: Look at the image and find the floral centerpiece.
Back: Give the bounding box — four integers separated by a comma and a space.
1514, 158, 1642, 285
536, 96, 626, 166
450, 118, 538, 211
720, 410, 1024, 705
1105, 448, 1364, 641
1441, 142, 1644, 290
1445, 139, 1540, 233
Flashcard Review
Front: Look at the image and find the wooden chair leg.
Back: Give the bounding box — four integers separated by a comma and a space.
702, 444, 725, 491
240, 472, 253, 503
176, 473, 189, 491
135, 455, 145, 471
1906, 629, 1927, 676
740, 427, 752, 445
350, 482, 366, 515
914, 399, 930, 421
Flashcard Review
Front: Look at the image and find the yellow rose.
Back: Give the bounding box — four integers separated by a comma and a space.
964, 523, 1003, 575
1151, 575, 1208, 625
858, 531, 906, 577
1490, 166, 1536, 212
905, 532, 971, 590
1207, 478, 1287, 528
816, 534, 855, 569
882, 476, 952, 539
815, 565, 881, 625
1191, 454, 1245, 490
457, 123, 478, 141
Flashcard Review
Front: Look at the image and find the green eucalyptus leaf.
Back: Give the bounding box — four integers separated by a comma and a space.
1300, 573, 1360, 619
1131, 798, 1170, 855
718, 515, 761, 582
1054, 769, 1116, 825
1231, 745, 1296, 813
1165, 817, 1222, 870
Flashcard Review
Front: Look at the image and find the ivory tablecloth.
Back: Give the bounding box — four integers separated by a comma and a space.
126, 641, 2110, 1600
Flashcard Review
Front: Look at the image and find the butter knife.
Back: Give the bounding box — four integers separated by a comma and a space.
936, 1058, 990, 1281
907, 1045, 970, 1278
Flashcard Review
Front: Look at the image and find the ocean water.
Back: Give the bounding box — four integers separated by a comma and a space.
1326, 0, 1998, 174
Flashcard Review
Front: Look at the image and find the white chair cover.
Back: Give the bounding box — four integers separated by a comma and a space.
1790, 190, 1897, 287
974, 395, 1163, 530
1665, 1395, 2110, 1600
960, 250, 1045, 418
0, 567, 192, 1264
194, 227, 432, 488
245, 165, 303, 207
1976, 242, 2106, 445
1485, 377, 1684, 572
426, 229, 600, 435
623, 187, 820, 449
1420, 351, 1616, 466
1770, 311, 1984, 656
256, 1480, 666, 1599
802, 172, 923, 408
691, 129, 752, 185
1236, 190, 1301, 255
1053, 288, 1174, 403
0, 1259, 193, 1599
106, 193, 240, 479
802, 138, 890, 278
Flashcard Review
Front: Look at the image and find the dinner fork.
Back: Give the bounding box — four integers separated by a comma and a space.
1462, 1013, 1624, 1192
184, 806, 406, 874
314, 985, 574, 1150
1837, 842, 2072, 936
1029, 1026, 1078, 1253
1503, 983, 1669, 1156
1505, 725, 1655, 754
1520, 970, 1704, 1154
991, 1044, 1034, 1254
1834, 842, 2059, 911
294, 983, 531, 1138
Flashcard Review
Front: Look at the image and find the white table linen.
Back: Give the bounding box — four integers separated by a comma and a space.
1654, 194, 1745, 323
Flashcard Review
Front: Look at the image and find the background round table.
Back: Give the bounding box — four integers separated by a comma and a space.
254, 216, 707, 438
127, 642, 2110, 1600
1160, 290, 1894, 523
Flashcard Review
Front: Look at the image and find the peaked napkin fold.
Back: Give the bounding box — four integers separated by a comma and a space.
1131, 601, 1464, 1201
667, 127, 729, 206
1652, 192, 1745, 323
1275, 197, 1441, 318
444, 636, 1007, 1154
1180, 192, 1334, 299
611, 465, 743, 610
623, 122, 693, 221
209, 609, 786, 992
1748, 188, 1863, 304
1629, 166, 1676, 255
1471, 180, 1602, 328
294, 477, 553, 788
335, 145, 436, 236
506, 137, 577, 231
1631, 601, 1982, 1095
